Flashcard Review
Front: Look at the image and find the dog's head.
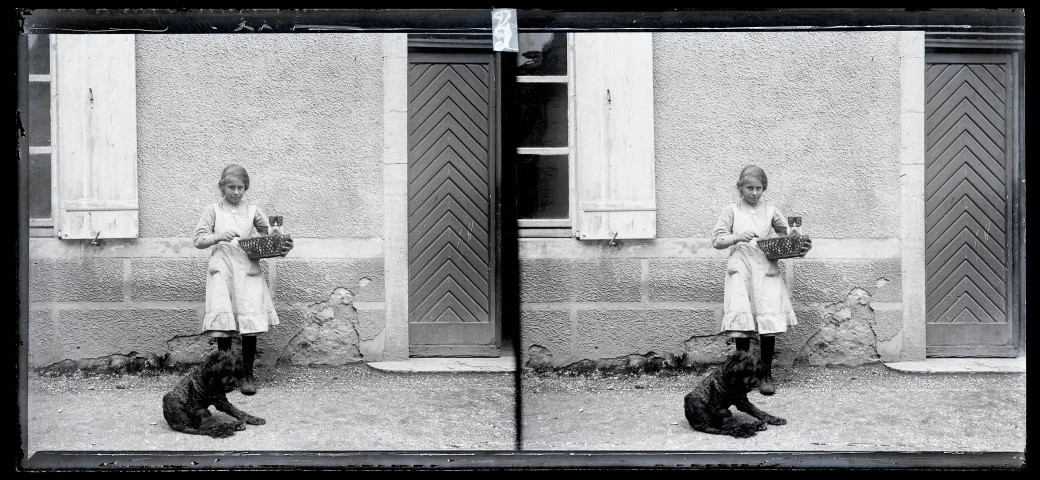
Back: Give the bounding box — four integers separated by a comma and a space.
201, 349, 245, 393
722, 349, 766, 393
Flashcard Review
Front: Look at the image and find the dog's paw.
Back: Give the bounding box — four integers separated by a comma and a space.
752, 420, 767, 431
244, 415, 266, 425
208, 425, 237, 438
231, 420, 246, 431
731, 426, 758, 438
765, 415, 787, 426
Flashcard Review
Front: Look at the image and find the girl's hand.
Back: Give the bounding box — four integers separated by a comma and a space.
736, 230, 758, 243
800, 238, 812, 255
217, 230, 239, 243
280, 237, 294, 256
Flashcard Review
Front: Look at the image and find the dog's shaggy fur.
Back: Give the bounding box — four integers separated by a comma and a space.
162, 349, 265, 438
683, 350, 786, 438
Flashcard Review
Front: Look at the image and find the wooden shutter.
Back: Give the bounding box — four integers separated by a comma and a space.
54, 34, 139, 239
573, 32, 656, 240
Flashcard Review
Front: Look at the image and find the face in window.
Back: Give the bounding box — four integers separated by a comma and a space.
221, 177, 247, 205
739, 177, 765, 207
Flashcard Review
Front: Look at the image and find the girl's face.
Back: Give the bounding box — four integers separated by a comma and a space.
739, 177, 765, 206
221, 177, 246, 205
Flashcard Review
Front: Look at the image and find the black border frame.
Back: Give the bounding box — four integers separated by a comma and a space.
15, 8, 1027, 472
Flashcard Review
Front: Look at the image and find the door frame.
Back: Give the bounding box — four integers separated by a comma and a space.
405, 35, 504, 357
923, 33, 1025, 356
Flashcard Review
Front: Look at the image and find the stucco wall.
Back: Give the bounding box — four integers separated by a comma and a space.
518, 242, 904, 369
28, 31, 918, 371
521, 31, 913, 371
653, 31, 902, 239
28, 33, 391, 370
135, 33, 385, 239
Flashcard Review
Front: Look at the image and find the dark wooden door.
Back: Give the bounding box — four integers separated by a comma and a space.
924, 52, 1019, 357
407, 50, 500, 357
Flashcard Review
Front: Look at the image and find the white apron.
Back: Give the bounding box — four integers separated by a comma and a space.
720, 204, 797, 336
202, 203, 279, 335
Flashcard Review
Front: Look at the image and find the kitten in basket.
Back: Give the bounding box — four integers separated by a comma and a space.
753, 216, 811, 260
268, 215, 284, 236
238, 215, 292, 259
786, 216, 803, 235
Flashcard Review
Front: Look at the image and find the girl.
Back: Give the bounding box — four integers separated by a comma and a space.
193, 164, 293, 395
710, 165, 810, 395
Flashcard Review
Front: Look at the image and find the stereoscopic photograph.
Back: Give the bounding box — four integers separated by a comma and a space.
16, 8, 1025, 471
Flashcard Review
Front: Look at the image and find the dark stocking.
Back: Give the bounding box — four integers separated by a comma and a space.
759, 335, 776, 395
241, 335, 257, 395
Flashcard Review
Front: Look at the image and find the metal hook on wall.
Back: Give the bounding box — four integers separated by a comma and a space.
89, 231, 103, 246
607, 232, 619, 248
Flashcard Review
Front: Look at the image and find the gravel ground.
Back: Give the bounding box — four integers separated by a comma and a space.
520, 363, 1027, 453
24, 364, 517, 458
21, 362, 1026, 469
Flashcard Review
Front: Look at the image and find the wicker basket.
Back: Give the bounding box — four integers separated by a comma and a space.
757, 234, 810, 260
239, 234, 291, 259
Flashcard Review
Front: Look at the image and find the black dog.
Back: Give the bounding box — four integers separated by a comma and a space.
162, 349, 266, 438
683, 349, 786, 438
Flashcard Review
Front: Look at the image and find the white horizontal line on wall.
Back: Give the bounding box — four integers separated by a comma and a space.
30, 301, 204, 310
30, 300, 899, 311
519, 238, 901, 259
351, 302, 386, 310
521, 302, 721, 310
28, 238, 385, 259
519, 301, 904, 312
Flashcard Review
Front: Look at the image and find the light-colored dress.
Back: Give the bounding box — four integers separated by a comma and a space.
193, 200, 279, 336
711, 200, 796, 337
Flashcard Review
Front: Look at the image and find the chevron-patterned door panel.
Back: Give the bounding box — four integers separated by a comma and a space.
407, 51, 499, 357
924, 53, 1016, 357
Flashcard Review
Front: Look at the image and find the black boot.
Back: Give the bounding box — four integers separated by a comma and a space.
241, 335, 257, 396
759, 335, 776, 395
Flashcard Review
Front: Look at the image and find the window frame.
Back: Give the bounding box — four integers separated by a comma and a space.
26, 34, 60, 238
515, 32, 576, 238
